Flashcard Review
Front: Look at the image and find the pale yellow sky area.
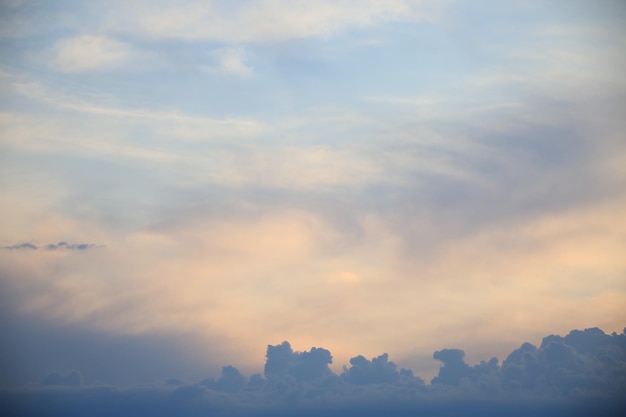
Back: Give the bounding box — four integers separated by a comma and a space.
1, 190, 624, 377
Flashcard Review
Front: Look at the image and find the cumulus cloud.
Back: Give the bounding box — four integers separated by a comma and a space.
193, 327, 626, 402
431, 349, 473, 386
1, 327, 625, 416
500, 327, 626, 397
200, 365, 247, 393
341, 353, 423, 387
264, 341, 334, 382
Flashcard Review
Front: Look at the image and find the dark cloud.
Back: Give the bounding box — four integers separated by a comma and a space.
341, 353, 424, 387
44, 242, 98, 251
1, 327, 625, 416
2, 241, 101, 251
431, 348, 473, 386
500, 327, 626, 397
200, 365, 247, 393
0, 385, 623, 417
264, 341, 334, 382
3, 242, 37, 250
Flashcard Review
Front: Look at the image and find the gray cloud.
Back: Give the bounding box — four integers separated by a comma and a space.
44, 242, 98, 251
3, 242, 37, 250
264, 341, 334, 383
200, 365, 247, 393
189, 328, 626, 404
500, 327, 626, 397
431, 349, 473, 386
1, 327, 625, 416
2, 242, 101, 251
341, 353, 423, 387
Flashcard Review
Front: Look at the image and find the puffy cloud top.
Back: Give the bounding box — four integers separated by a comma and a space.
1, 327, 625, 416
264, 341, 333, 382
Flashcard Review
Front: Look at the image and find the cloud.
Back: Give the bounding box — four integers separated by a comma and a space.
235, 327, 626, 401
1, 2, 624, 399
500, 327, 626, 396
48, 35, 130, 73
200, 365, 247, 393
2, 242, 100, 251
3, 242, 37, 250
131, 0, 433, 43
4, 76, 268, 154
431, 349, 473, 386
264, 341, 334, 382
341, 353, 423, 387
44, 242, 99, 251
202, 47, 253, 77
0, 326, 625, 416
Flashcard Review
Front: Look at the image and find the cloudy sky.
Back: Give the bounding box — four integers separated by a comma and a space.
1, 0, 625, 388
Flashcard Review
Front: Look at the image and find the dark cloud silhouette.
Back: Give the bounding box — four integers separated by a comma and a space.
1, 327, 625, 416
2, 241, 101, 251
264, 341, 334, 382
264, 341, 294, 377
44, 242, 98, 251
500, 327, 626, 397
200, 365, 247, 393
246, 373, 266, 390
431, 348, 473, 386
3, 242, 37, 250
341, 353, 424, 388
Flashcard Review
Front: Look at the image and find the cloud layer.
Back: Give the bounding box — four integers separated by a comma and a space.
0, 1, 625, 412
1, 326, 625, 416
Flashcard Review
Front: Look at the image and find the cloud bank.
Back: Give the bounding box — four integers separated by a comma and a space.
1, 326, 624, 416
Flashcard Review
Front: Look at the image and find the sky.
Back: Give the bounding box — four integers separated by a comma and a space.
1, 0, 625, 399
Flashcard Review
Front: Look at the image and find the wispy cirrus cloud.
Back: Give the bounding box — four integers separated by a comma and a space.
47, 35, 131, 73
201, 47, 254, 77
126, 0, 439, 43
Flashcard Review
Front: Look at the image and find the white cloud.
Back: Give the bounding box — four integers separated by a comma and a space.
49, 35, 130, 73
202, 47, 253, 77
8, 78, 267, 139
129, 0, 434, 42
364, 95, 440, 106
